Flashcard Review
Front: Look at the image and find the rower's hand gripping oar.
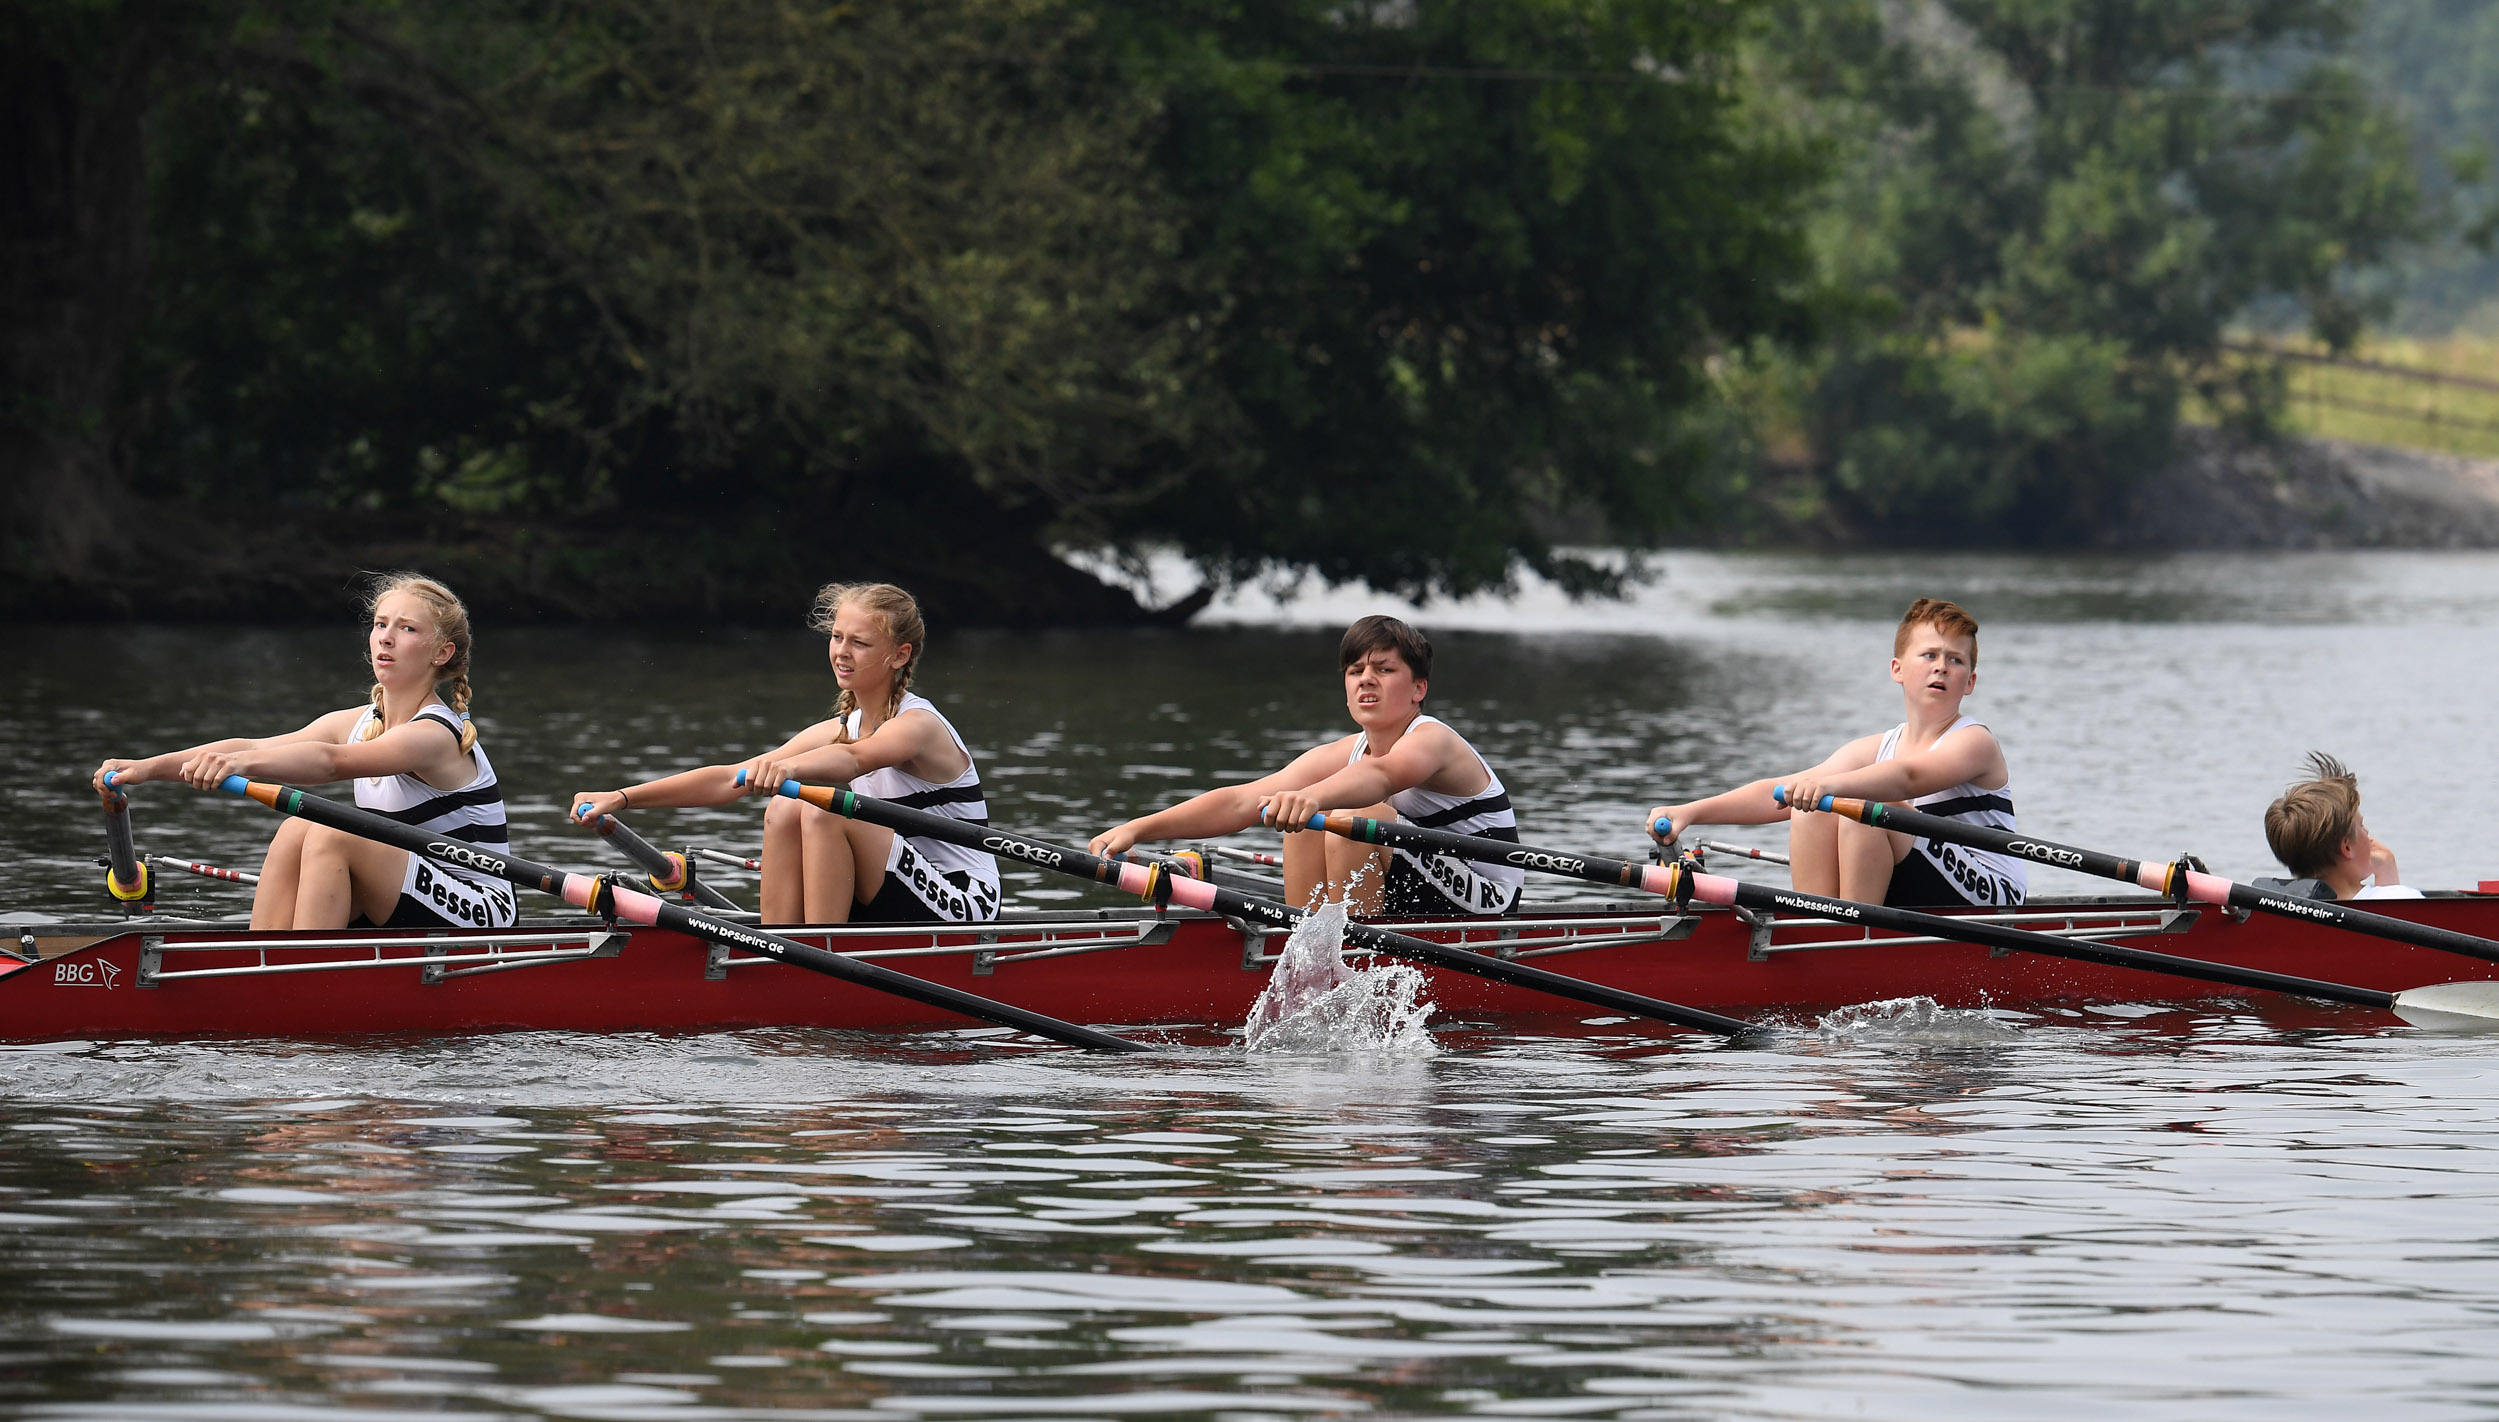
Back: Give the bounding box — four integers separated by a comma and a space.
1777, 789, 2499, 968
741, 772, 1760, 1040
1311, 805, 2499, 1030
570, 804, 743, 913
202, 775, 1144, 1053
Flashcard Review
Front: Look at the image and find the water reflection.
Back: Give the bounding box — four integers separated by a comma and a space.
4, 1016, 2499, 1418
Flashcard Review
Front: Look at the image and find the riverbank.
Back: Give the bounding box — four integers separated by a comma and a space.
2104, 426, 2499, 548
15, 432, 2496, 628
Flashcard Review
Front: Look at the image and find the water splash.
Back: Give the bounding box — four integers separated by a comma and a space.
1816, 996, 2020, 1045
1242, 901, 1437, 1054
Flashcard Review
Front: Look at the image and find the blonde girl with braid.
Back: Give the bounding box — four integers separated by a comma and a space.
92, 574, 516, 931
572, 582, 1001, 926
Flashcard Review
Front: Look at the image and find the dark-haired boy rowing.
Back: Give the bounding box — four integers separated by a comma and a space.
1090, 615, 1524, 917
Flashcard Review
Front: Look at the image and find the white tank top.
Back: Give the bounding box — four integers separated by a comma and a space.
349, 702, 510, 892
1876, 715, 2026, 905
1349, 714, 1526, 896
847, 693, 1001, 905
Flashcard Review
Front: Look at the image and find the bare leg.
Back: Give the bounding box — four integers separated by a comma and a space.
1834, 820, 1914, 903
1281, 830, 1328, 909
790, 812, 899, 924
251, 817, 311, 930
832, 821, 895, 921
1787, 810, 1837, 896
294, 825, 408, 929
761, 797, 806, 924
1326, 803, 1397, 914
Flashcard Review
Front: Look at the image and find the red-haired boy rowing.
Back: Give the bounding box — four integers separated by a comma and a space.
1644, 597, 2027, 908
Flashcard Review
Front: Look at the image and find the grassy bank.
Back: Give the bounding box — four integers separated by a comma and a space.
2216, 335, 2499, 460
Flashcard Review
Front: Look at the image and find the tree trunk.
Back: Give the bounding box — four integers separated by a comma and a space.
1, 6, 161, 599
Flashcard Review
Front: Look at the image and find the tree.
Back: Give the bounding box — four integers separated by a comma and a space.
1085, 0, 1824, 598
1748, 0, 2426, 540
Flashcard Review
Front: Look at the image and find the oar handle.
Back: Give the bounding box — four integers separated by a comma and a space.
748, 774, 1758, 1038
572, 803, 741, 912
213, 776, 1142, 1053
99, 771, 149, 907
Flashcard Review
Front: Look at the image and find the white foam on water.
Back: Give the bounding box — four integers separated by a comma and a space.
1814, 995, 2022, 1045
1242, 900, 1436, 1055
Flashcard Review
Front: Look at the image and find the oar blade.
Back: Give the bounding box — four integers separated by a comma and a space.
2390, 982, 2499, 1032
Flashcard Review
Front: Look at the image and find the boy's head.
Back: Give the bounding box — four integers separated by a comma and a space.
2265, 752, 2364, 879
1894, 598, 1980, 666
1890, 598, 1981, 708
1339, 615, 1432, 682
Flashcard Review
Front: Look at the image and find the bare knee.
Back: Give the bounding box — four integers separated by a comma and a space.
301, 824, 358, 863
764, 796, 802, 833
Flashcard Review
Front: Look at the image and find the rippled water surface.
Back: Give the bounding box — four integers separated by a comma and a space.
8, 550, 2499, 1417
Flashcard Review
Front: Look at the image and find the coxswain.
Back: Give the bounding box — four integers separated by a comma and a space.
2258, 752, 2418, 900
91, 574, 515, 931
570, 582, 1000, 927
1090, 615, 1524, 917
1645, 597, 2026, 908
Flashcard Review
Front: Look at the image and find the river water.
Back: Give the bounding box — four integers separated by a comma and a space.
6, 550, 2499, 1418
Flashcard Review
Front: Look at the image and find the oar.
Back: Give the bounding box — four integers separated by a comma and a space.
151, 854, 260, 886
185, 774, 1144, 1053
574, 808, 743, 913
1701, 840, 1789, 867
99, 782, 151, 912
1783, 791, 2499, 967
739, 773, 1760, 1039
1302, 809, 2499, 1029
694, 847, 762, 873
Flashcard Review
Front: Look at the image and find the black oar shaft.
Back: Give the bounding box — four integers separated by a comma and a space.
1315, 811, 2398, 1010
586, 811, 742, 913
101, 788, 149, 907
217, 778, 1142, 1053
1820, 795, 2499, 966
1712, 878, 2395, 1010
761, 778, 1757, 1038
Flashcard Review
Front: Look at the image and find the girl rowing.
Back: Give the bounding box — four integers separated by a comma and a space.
89, 574, 516, 931
569, 582, 1001, 926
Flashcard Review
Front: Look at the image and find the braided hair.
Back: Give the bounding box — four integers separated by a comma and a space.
356, 573, 479, 754
810, 582, 926, 745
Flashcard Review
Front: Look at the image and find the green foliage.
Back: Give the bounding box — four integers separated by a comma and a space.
1086, 0, 1823, 596
108, 0, 1823, 606
134, 0, 1208, 525
1752, 0, 2426, 540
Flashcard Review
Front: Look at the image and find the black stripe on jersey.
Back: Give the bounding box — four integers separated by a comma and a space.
360, 783, 506, 826
1408, 792, 1513, 829
889, 784, 988, 812
435, 822, 512, 845
1915, 793, 2014, 819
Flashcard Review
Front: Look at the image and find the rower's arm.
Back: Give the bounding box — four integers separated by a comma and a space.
768, 708, 958, 787
571, 719, 845, 820
1089, 741, 1349, 855
1269, 720, 1465, 820
95, 709, 361, 792
1801, 724, 2004, 804
1647, 737, 1880, 844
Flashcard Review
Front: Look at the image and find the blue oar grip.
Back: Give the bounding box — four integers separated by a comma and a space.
1770, 786, 1836, 812
1652, 816, 1673, 838
218, 775, 248, 795
731, 769, 802, 797
103, 770, 122, 789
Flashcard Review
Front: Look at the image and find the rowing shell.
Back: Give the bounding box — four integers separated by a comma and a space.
8, 890, 2499, 1039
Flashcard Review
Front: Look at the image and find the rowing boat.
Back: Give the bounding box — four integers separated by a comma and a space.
10, 889, 2499, 1039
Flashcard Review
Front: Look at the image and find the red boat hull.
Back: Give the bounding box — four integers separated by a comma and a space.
8, 894, 2497, 1039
